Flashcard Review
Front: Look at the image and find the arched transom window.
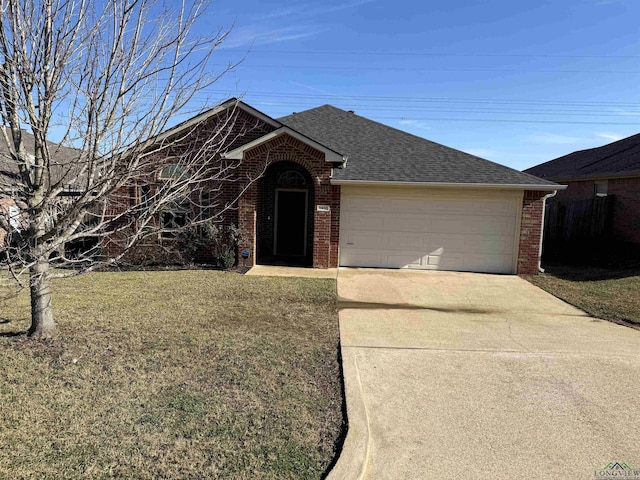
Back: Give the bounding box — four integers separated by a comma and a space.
158, 164, 190, 181
277, 170, 306, 186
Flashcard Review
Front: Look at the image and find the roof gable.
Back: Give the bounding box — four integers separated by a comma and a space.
147, 98, 280, 147
278, 105, 557, 188
223, 127, 346, 164
524, 133, 640, 181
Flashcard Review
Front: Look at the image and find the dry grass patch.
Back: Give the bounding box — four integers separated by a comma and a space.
527, 266, 640, 326
0, 270, 343, 479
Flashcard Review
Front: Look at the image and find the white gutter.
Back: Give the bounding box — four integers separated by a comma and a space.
538, 190, 558, 273
330, 179, 567, 191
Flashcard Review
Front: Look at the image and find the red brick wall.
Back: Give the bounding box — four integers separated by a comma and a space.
100, 105, 277, 261
552, 177, 640, 243
237, 133, 341, 268
517, 190, 547, 275
552, 179, 593, 202
610, 177, 640, 243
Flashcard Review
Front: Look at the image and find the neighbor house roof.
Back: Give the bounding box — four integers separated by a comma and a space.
0, 128, 82, 193
524, 133, 640, 181
278, 105, 558, 189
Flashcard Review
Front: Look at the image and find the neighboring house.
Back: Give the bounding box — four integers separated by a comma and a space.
0, 129, 81, 245
109, 98, 560, 275
524, 133, 640, 244
0, 196, 19, 244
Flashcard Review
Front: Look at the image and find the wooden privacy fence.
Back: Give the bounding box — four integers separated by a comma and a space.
544, 195, 615, 244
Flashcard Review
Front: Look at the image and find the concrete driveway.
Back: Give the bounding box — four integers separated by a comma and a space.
329, 268, 640, 480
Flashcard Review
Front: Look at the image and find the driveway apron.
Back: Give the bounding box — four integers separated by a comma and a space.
328, 268, 640, 480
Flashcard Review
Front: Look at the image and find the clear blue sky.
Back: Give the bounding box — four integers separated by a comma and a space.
195, 0, 640, 171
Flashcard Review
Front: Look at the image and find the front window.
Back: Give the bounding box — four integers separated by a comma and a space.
139, 184, 152, 207
200, 189, 211, 221
158, 163, 191, 238
160, 197, 190, 238
594, 180, 608, 197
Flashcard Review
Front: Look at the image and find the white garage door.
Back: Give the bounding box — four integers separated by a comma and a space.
339, 186, 522, 274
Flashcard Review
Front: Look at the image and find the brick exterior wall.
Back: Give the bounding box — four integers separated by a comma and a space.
551, 180, 593, 201
237, 133, 341, 268
553, 177, 640, 244
517, 190, 547, 275
101, 106, 278, 261
611, 177, 640, 243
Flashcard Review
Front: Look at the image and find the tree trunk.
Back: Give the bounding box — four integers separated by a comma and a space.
28, 258, 56, 338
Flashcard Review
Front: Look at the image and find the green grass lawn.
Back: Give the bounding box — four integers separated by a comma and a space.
526, 265, 640, 326
0, 270, 344, 479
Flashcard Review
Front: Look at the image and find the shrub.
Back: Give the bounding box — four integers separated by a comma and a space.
178, 221, 238, 268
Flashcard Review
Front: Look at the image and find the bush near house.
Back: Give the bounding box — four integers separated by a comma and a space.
113, 223, 240, 269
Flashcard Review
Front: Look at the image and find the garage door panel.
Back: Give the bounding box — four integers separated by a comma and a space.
340, 250, 383, 268
387, 232, 425, 249
468, 201, 517, 216
343, 230, 384, 249
463, 254, 515, 273
385, 215, 430, 232
386, 198, 430, 214
464, 235, 514, 254
426, 253, 464, 269
385, 253, 425, 269
425, 235, 466, 252
339, 188, 520, 274
467, 218, 515, 235
342, 196, 385, 212
427, 217, 471, 234
342, 212, 382, 230
345, 212, 430, 233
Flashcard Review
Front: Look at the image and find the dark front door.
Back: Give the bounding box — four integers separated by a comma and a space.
275, 189, 307, 256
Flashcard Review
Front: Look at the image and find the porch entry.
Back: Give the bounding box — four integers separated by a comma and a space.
274, 189, 308, 256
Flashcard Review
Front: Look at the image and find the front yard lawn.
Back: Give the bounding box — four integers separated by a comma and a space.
0, 270, 343, 479
527, 265, 640, 327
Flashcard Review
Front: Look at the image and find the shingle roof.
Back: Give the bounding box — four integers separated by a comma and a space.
524, 133, 640, 181
0, 128, 83, 192
278, 105, 557, 187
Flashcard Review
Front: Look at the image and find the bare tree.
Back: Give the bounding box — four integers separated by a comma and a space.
0, 0, 259, 338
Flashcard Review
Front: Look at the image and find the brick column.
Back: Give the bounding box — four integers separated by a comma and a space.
238, 183, 257, 267
312, 182, 341, 268
517, 190, 547, 275
313, 209, 331, 268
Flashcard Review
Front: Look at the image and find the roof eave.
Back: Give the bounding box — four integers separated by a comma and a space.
543, 171, 640, 183
330, 179, 566, 191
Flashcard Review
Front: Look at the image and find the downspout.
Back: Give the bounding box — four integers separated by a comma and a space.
538, 190, 558, 273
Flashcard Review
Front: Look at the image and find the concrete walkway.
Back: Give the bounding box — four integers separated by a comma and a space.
329, 268, 640, 480
245, 265, 337, 278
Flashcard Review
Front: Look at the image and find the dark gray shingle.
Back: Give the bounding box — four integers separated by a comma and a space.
524, 133, 640, 180
1, 128, 82, 192
278, 105, 556, 186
